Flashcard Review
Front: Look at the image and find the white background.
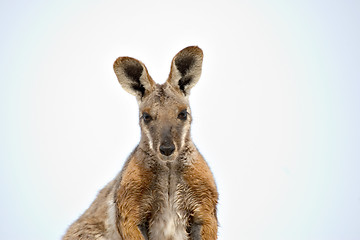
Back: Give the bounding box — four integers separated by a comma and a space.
1, 0, 359, 239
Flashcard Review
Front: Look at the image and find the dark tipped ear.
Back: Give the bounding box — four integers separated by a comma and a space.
167, 46, 203, 96
113, 57, 155, 102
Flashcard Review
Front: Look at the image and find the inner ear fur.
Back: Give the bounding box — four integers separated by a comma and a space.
167, 46, 203, 96
113, 57, 155, 101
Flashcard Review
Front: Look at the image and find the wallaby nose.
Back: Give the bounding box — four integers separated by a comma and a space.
159, 143, 175, 156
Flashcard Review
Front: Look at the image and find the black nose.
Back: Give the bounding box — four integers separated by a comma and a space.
159, 143, 175, 156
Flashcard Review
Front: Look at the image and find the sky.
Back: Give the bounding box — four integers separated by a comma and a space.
0, 0, 359, 239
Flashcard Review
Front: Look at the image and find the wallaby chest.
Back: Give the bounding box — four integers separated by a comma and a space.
146, 161, 189, 240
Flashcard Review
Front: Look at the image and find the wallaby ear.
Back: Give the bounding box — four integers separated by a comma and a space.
113, 57, 155, 102
167, 46, 203, 96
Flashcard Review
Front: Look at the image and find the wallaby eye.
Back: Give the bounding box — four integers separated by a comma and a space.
178, 110, 188, 120
142, 112, 152, 123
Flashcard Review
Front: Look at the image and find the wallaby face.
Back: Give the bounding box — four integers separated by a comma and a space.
114, 46, 203, 161
63, 46, 218, 240
138, 85, 191, 160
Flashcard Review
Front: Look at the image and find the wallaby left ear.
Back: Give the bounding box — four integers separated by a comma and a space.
167, 46, 203, 96
113, 57, 155, 102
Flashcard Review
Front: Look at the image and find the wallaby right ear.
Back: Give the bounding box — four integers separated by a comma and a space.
167, 46, 203, 96
113, 57, 155, 102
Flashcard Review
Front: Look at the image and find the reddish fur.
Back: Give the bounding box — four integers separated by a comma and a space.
183, 153, 218, 239
115, 156, 153, 239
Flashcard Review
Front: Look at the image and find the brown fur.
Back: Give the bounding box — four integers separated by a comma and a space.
63, 46, 218, 240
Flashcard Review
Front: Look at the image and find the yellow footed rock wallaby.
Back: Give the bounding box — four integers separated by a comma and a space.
63, 46, 218, 240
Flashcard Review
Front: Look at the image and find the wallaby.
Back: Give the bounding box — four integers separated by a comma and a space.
62, 46, 218, 240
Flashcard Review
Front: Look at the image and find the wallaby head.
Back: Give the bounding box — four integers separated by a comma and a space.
113, 46, 203, 161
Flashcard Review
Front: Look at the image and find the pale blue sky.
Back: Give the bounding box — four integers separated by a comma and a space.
1, 0, 359, 239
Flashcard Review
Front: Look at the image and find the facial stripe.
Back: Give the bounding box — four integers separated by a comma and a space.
180, 123, 190, 150
143, 127, 154, 151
